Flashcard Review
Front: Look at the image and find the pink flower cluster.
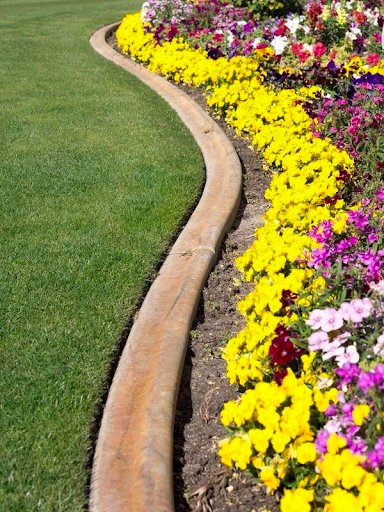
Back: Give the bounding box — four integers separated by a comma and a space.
306, 299, 373, 366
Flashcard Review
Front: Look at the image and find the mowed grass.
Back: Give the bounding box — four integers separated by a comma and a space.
0, 0, 204, 510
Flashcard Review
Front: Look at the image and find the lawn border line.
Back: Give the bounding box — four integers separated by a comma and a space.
89, 23, 242, 512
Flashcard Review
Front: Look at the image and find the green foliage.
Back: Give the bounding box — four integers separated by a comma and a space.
231, 0, 305, 19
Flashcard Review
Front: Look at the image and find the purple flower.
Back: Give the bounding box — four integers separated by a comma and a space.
376, 188, 384, 202
358, 371, 376, 392
336, 363, 361, 385
348, 210, 370, 230
325, 404, 337, 417
336, 237, 357, 253
315, 429, 330, 454
348, 437, 367, 455
308, 247, 331, 269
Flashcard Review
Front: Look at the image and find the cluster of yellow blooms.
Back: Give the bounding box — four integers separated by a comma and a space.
209, 79, 353, 387
219, 356, 338, 491
116, 13, 267, 87
115, 12, 384, 511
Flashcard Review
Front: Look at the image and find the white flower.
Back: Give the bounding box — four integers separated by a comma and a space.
365, 9, 379, 26
325, 418, 342, 434
373, 333, 384, 356
225, 31, 235, 45
370, 280, 384, 295
335, 344, 360, 367
270, 36, 288, 56
251, 37, 262, 49
382, 24, 384, 51
346, 27, 362, 42
285, 15, 305, 35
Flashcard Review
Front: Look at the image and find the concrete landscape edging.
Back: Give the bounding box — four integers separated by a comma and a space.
89, 23, 242, 512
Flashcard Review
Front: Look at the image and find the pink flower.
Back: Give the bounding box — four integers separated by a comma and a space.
339, 299, 372, 323
308, 330, 329, 351
319, 308, 344, 333
367, 53, 380, 66
306, 309, 324, 329
313, 42, 327, 59
349, 298, 373, 322
322, 340, 345, 360
336, 345, 360, 367
333, 331, 351, 345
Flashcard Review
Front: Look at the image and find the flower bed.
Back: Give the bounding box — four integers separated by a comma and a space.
115, 1, 384, 510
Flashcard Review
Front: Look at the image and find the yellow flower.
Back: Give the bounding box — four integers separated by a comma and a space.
260, 467, 280, 492
296, 442, 317, 464
352, 404, 370, 427
325, 488, 363, 512
327, 433, 347, 455
341, 463, 366, 490
280, 488, 314, 512
249, 428, 271, 453
218, 436, 252, 470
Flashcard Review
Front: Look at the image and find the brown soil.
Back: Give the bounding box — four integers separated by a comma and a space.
173, 85, 280, 512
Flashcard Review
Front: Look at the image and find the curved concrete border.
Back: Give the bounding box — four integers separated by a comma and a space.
89, 23, 242, 512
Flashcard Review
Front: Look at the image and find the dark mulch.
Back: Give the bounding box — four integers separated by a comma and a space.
173, 85, 280, 512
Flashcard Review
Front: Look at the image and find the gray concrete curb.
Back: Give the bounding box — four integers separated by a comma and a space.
89, 23, 242, 512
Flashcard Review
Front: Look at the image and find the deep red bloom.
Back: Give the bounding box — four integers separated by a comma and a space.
274, 368, 288, 385
281, 289, 299, 308
274, 20, 288, 36
269, 337, 298, 366
167, 24, 178, 39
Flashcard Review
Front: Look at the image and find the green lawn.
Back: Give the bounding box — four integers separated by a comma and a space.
0, 0, 203, 510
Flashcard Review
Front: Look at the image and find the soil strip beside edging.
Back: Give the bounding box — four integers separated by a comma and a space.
89, 23, 242, 512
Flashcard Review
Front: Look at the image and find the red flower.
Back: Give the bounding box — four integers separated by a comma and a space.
281, 289, 299, 310
291, 42, 311, 62
269, 338, 298, 366
269, 325, 303, 366
167, 24, 178, 39
353, 11, 367, 24
367, 53, 380, 66
274, 20, 288, 36
274, 368, 288, 385
313, 42, 327, 59
292, 42, 303, 56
